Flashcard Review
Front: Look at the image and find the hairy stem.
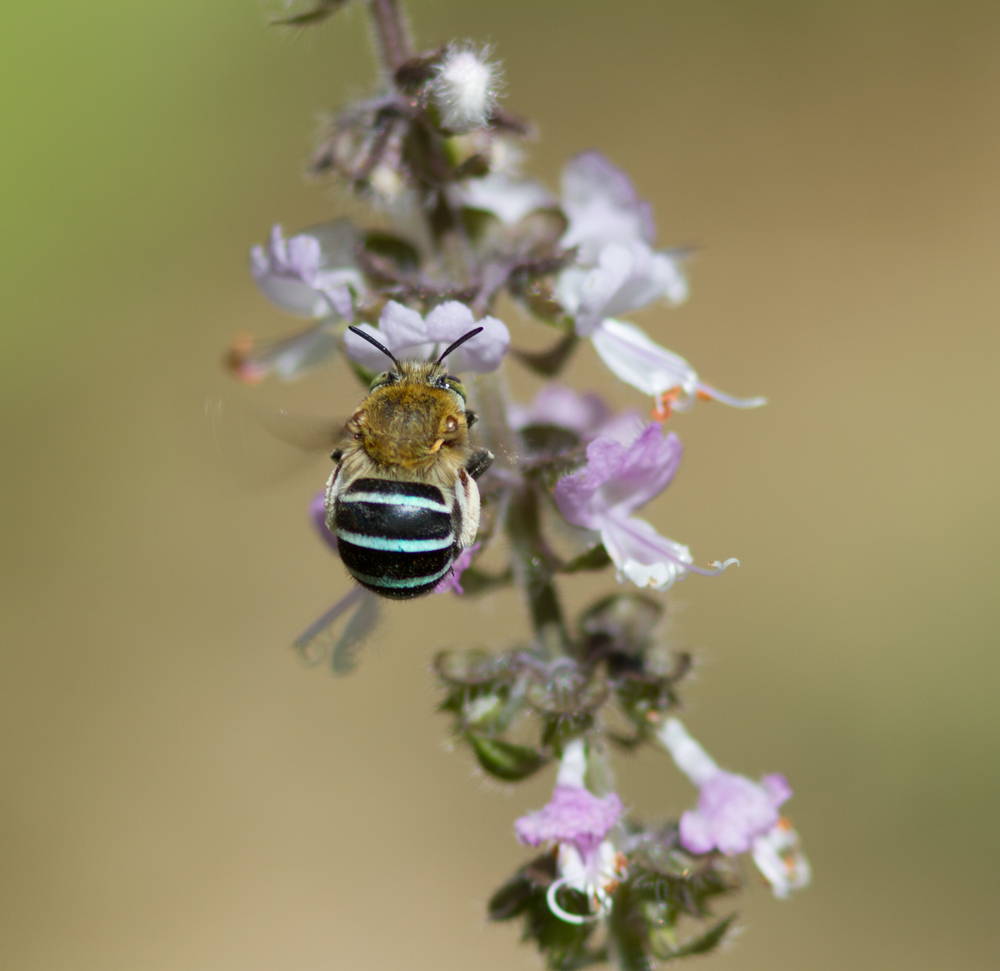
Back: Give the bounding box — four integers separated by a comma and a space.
367, 0, 411, 74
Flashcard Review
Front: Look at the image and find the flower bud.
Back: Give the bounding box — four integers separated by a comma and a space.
431, 44, 500, 133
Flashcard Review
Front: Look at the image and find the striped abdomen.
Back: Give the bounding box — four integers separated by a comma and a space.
333, 477, 458, 599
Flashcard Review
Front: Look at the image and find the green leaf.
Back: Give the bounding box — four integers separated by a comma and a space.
488, 869, 536, 921
534, 902, 595, 970
540, 713, 594, 752
362, 231, 421, 276
559, 544, 612, 574
453, 565, 513, 595
518, 422, 582, 457
466, 734, 548, 781
654, 914, 736, 961
513, 332, 579, 376
434, 648, 511, 687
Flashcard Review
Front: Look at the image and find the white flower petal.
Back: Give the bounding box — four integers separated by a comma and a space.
751, 822, 812, 898
252, 272, 331, 318
556, 839, 620, 898
556, 738, 587, 788
562, 242, 690, 335
455, 173, 556, 225
424, 301, 477, 342
697, 381, 768, 410
439, 312, 510, 372
343, 322, 396, 372
656, 717, 720, 786
590, 318, 699, 400
380, 300, 428, 348
560, 151, 655, 259
250, 221, 362, 320
343, 301, 509, 373
600, 513, 695, 591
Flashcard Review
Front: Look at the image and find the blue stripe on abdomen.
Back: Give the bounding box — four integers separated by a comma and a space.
348, 560, 453, 591
337, 478, 453, 542
334, 529, 454, 554
334, 479, 459, 599
340, 490, 450, 514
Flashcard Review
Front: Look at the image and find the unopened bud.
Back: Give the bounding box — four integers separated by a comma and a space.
431, 44, 501, 133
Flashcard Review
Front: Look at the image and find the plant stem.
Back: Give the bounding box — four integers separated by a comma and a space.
367, 0, 411, 74
474, 370, 571, 659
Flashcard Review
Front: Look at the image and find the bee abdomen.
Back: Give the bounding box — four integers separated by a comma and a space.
334, 478, 458, 599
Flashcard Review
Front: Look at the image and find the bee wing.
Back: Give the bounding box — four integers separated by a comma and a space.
253, 406, 347, 454
293, 587, 381, 675
204, 395, 346, 490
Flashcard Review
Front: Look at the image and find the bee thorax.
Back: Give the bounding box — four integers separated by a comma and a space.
359, 386, 468, 470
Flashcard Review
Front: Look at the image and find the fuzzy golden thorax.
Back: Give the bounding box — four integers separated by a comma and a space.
346, 363, 470, 477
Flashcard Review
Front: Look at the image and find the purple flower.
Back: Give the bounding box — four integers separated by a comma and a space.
679, 771, 791, 856
556, 152, 687, 324
236, 222, 366, 382
227, 321, 339, 384
559, 151, 656, 261
554, 423, 737, 591
507, 384, 650, 471
552, 154, 763, 414
556, 241, 688, 336
516, 785, 624, 863
432, 542, 481, 595
589, 317, 766, 417
345, 300, 509, 373
657, 718, 811, 898
508, 384, 616, 438
251, 222, 362, 320
515, 740, 626, 923
311, 490, 339, 553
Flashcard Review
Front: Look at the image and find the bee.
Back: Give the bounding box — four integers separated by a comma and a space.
324, 325, 494, 598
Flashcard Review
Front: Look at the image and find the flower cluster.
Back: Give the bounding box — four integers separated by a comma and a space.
232, 4, 808, 968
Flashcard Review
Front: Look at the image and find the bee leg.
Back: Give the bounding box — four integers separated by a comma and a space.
465, 410, 478, 428
465, 449, 494, 481
330, 448, 343, 463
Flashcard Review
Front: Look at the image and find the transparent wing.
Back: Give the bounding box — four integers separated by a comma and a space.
204, 394, 346, 490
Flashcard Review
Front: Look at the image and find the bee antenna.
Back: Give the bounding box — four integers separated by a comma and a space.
348, 326, 400, 369
435, 326, 484, 365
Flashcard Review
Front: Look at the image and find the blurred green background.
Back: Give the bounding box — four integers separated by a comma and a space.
3, 1, 999, 968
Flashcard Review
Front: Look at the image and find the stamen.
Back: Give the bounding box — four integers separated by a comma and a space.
651, 386, 683, 422
545, 878, 602, 925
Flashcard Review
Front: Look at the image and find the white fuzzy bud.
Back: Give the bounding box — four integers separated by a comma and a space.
431, 45, 500, 133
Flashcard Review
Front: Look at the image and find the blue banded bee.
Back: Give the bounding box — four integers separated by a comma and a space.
324, 326, 493, 598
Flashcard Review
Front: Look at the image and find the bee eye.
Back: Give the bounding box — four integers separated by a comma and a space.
437, 374, 466, 400
369, 371, 397, 391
